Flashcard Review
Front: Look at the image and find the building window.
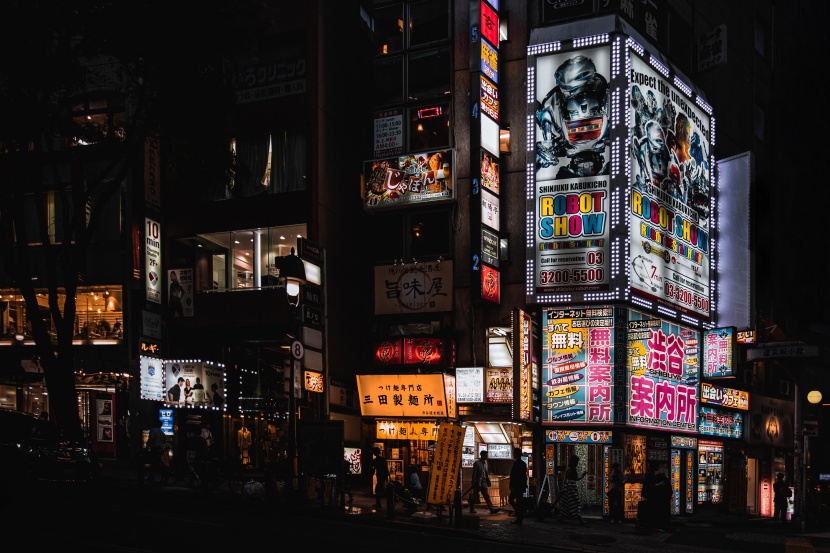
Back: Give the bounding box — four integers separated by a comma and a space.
229, 131, 307, 198
66, 94, 126, 147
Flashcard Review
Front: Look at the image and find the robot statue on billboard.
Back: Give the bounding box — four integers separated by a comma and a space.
535, 55, 610, 178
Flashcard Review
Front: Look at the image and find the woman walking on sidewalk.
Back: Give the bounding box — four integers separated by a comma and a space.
559, 454, 588, 524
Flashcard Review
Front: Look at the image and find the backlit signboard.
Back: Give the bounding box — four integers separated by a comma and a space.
145, 217, 161, 304
373, 260, 453, 315
626, 313, 699, 433
456, 367, 484, 403
700, 382, 749, 410
376, 420, 439, 440
515, 309, 533, 422
485, 367, 512, 403
356, 374, 448, 418
628, 52, 712, 319
702, 327, 736, 377
698, 406, 743, 439
140, 356, 165, 402
363, 149, 455, 209
529, 45, 612, 297
163, 360, 225, 410
542, 307, 616, 424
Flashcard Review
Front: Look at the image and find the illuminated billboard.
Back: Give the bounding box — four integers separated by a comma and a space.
356, 374, 449, 418
626, 312, 699, 433
702, 327, 736, 377
363, 149, 455, 209
541, 306, 617, 424
530, 45, 612, 296
628, 53, 712, 319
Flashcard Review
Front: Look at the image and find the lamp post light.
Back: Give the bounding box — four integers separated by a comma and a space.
276, 247, 307, 500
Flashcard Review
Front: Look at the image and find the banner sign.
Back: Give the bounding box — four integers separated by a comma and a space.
376, 420, 439, 440
456, 367, 484, 403
427, 422, 464, 506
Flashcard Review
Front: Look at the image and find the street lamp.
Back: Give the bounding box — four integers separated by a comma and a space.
276, 248, 307, 308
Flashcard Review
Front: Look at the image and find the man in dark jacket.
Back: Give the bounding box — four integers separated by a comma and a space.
508, 447, 528, 524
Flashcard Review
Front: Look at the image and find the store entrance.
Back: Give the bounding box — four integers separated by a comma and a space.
557, 443, 603, 514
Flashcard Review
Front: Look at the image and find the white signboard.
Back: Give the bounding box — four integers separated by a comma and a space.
374, 108, 404, 158
481, 188, 500, 231
456, 367, 484, 403
139, 356, 165, 402
145, 217, 162, 304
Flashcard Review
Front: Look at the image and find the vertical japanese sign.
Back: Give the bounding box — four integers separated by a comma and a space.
470, 0, 501, 304
626, 314, 699, 433
628, 52, 711, 319
514, 309, 533, 422
541, 307, 616, 424
702, 327, 736, 377
145, 217, 161, 304
530, 45, 612, 297
427, 421, 464, 506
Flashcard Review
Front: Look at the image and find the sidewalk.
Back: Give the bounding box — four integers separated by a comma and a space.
101, 459, 828, 553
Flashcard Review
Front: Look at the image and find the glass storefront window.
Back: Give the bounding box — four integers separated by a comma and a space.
409, 0, 449, 47
0, 286, 124, 341
195, 223, 307, 292
373, 3, 404, 55
372, 56, 405, 107
409, 101, 450, 152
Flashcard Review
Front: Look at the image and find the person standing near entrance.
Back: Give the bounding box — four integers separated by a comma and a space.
371, 447, 390, 509
773, 472, 791, 524
560, 454, 588, 524
609, 462, 625, 523
469, 450, 500, 514
508, 447, 528, 525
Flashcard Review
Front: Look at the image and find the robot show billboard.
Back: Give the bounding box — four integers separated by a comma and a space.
531, 46, 612, 296
627, 312, 700, 434
628, 53, 712, 319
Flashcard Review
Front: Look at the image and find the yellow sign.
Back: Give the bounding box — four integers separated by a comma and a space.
427, 421, 464, 505
375, 420, 439, 440
356, 374, 448, 418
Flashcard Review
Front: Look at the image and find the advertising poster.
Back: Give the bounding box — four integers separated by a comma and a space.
532, 45, 612, 294
485, 367, 512, 403
96, 398, 113, 442
167, 268, 193, 318
427, 421, 464, 506
364, 149, 454, 209
628, 52, 712, 319
144, 217, 161, 304
164, 361, 224, 408
139, 356, 165, 401
541, 307, 616, 424
456, 367, 484, 403
626, 313, 700, 433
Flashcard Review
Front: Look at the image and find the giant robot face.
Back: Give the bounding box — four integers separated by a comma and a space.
554, 56, 609, 146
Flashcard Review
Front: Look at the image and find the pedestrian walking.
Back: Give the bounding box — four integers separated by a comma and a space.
609, 462, 625, 523
469, 450, 500, 514
147, 420, 168, 485
559, 454, 588, 524
508, 447, 528, 525
371, 447, 390, 508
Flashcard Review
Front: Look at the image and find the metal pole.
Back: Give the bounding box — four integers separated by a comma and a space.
793, 382, 804, 532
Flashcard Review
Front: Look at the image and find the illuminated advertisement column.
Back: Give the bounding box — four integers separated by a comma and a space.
470, 0, 501, 304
